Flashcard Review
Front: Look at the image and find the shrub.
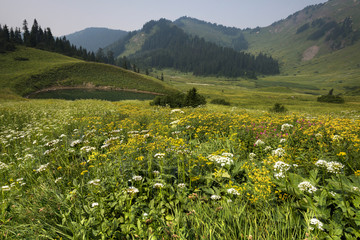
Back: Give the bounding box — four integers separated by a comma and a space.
269, 103, 287, 113
151, 88, 206, 108
317, 89, 345, 103
210, 98, 231, 106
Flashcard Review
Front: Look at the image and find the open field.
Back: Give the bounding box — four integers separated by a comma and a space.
1, 99, 360, 239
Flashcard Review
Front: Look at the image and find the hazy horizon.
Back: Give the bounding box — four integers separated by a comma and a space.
1, 0, 328, 36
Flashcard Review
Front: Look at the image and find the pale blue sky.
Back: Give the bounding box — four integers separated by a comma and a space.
1, 0, 327, 36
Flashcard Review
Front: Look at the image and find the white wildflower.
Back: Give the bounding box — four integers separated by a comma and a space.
153, 183, 164, 189
1, 185, 11, 191
221, 152, 234, 158
0, 161, 8, 170
281, 123, 293, 132
326, 161, 344, 174
91, 202, 99, 207
80, 146, 96, 153
264, 146, 272, 151
298, 181, 317, 194
274, 172, 286, 179
352, 187, 360, 192
153, 170, 160, 175
274, 161, 291, 172
55, 177, 62, 183
170, 120, 180, 126
88, 179, 100, 186
329, 191, 336, 197
332, 135, 342, 141
126, 186, 139, 194
315, 133, 322, 138
211, 195, 221, 200
178, 183, 186, 188
36, 163, 49, 173
70, 139, 82, 147
44, 139, 60, 147
207, 154, 233, 166
254, 139, 265, 146
132, 175, 143, 181
227, 188, 240, 195
170, 109, 184, 114
310, 218, 324, 231
279, 138, 287, 143
154, 153, 165, 159
249, 152, 256, 161
272, 148, 285, 157
142, 213, 149, 219
315, 159, 328, 168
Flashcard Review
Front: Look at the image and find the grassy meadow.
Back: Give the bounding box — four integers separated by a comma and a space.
1, 99, 360, 239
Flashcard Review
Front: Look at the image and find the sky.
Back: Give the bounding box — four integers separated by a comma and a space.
1, 0, 328, 36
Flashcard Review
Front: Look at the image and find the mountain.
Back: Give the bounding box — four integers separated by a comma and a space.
174, 16, 248, 51
106, 19, 279, 78
65, 27, 128, 52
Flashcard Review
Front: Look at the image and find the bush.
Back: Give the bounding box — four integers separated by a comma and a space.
269, 103, 287, 113
151, 88, 206, 108
317, 89, 345, 103
210, 98, 231, 106
317, 95, 344, 104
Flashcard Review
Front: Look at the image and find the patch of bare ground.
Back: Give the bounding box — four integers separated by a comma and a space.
302, 45, 320, 61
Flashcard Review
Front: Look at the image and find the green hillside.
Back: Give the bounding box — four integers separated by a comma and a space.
173, 0, 360, 95
0, 46, 178, 98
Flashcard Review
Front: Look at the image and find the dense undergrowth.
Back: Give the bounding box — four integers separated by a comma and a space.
0, 100, 360, 239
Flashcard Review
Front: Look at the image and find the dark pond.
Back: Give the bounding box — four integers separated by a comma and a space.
29, 89, 156, 101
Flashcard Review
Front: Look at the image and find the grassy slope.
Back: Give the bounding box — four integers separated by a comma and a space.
175, 0, 360, 95
0, 46, 178, 98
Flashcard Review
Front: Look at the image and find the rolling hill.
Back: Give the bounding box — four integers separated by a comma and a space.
0, 46, 178, 98
65, 27, 128, 52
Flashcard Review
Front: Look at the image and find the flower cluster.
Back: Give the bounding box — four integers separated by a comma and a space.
281, 123, 293, 132
309, 218, 324, 231
315, 160, 344, 174
211, 195, 221, 200
272, 148, 285, 157
227, 188, 240, 195
273, 161, 291, 179
298, 181, 317, 194
207, 153, 234, 167
127, 186, 139, 194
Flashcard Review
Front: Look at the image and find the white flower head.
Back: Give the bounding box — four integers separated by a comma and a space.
254, 139, 265, 146
274, 161, 290, 171
178, 183, 186, 189
88, 179, 100, 186
310, 218, 324, 231
153, 183, 164, 189
1, 185, 11, 191
127, 186, 139, 194
281, 123, 293, 132
207, 154, 233, 166
36, 163, 49, 173
298, 181, 317, 194
315, 159, 328, 168
272, 148, 285, 157
154, 153, 165, 159
211, 195, 221, 200
227, 188, 240, 195
249, 152, 256, 161
279, 138, 286, 143
326, 161, 344, 174
132, 175, 143, 181
91, 202, 99, 207
70, 139, 82, 147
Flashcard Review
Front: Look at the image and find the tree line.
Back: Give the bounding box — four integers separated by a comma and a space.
0, 19, 97, 61
129, 19, 279, 78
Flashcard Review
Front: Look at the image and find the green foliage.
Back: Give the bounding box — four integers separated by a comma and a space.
210, 98, 231, 106
269, 103, 287, 113
317, 90, 345, 104
121, 19, 279, 78
151, 87, 206, 108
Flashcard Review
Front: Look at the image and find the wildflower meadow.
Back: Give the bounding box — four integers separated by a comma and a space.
1, 99, 360, 239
